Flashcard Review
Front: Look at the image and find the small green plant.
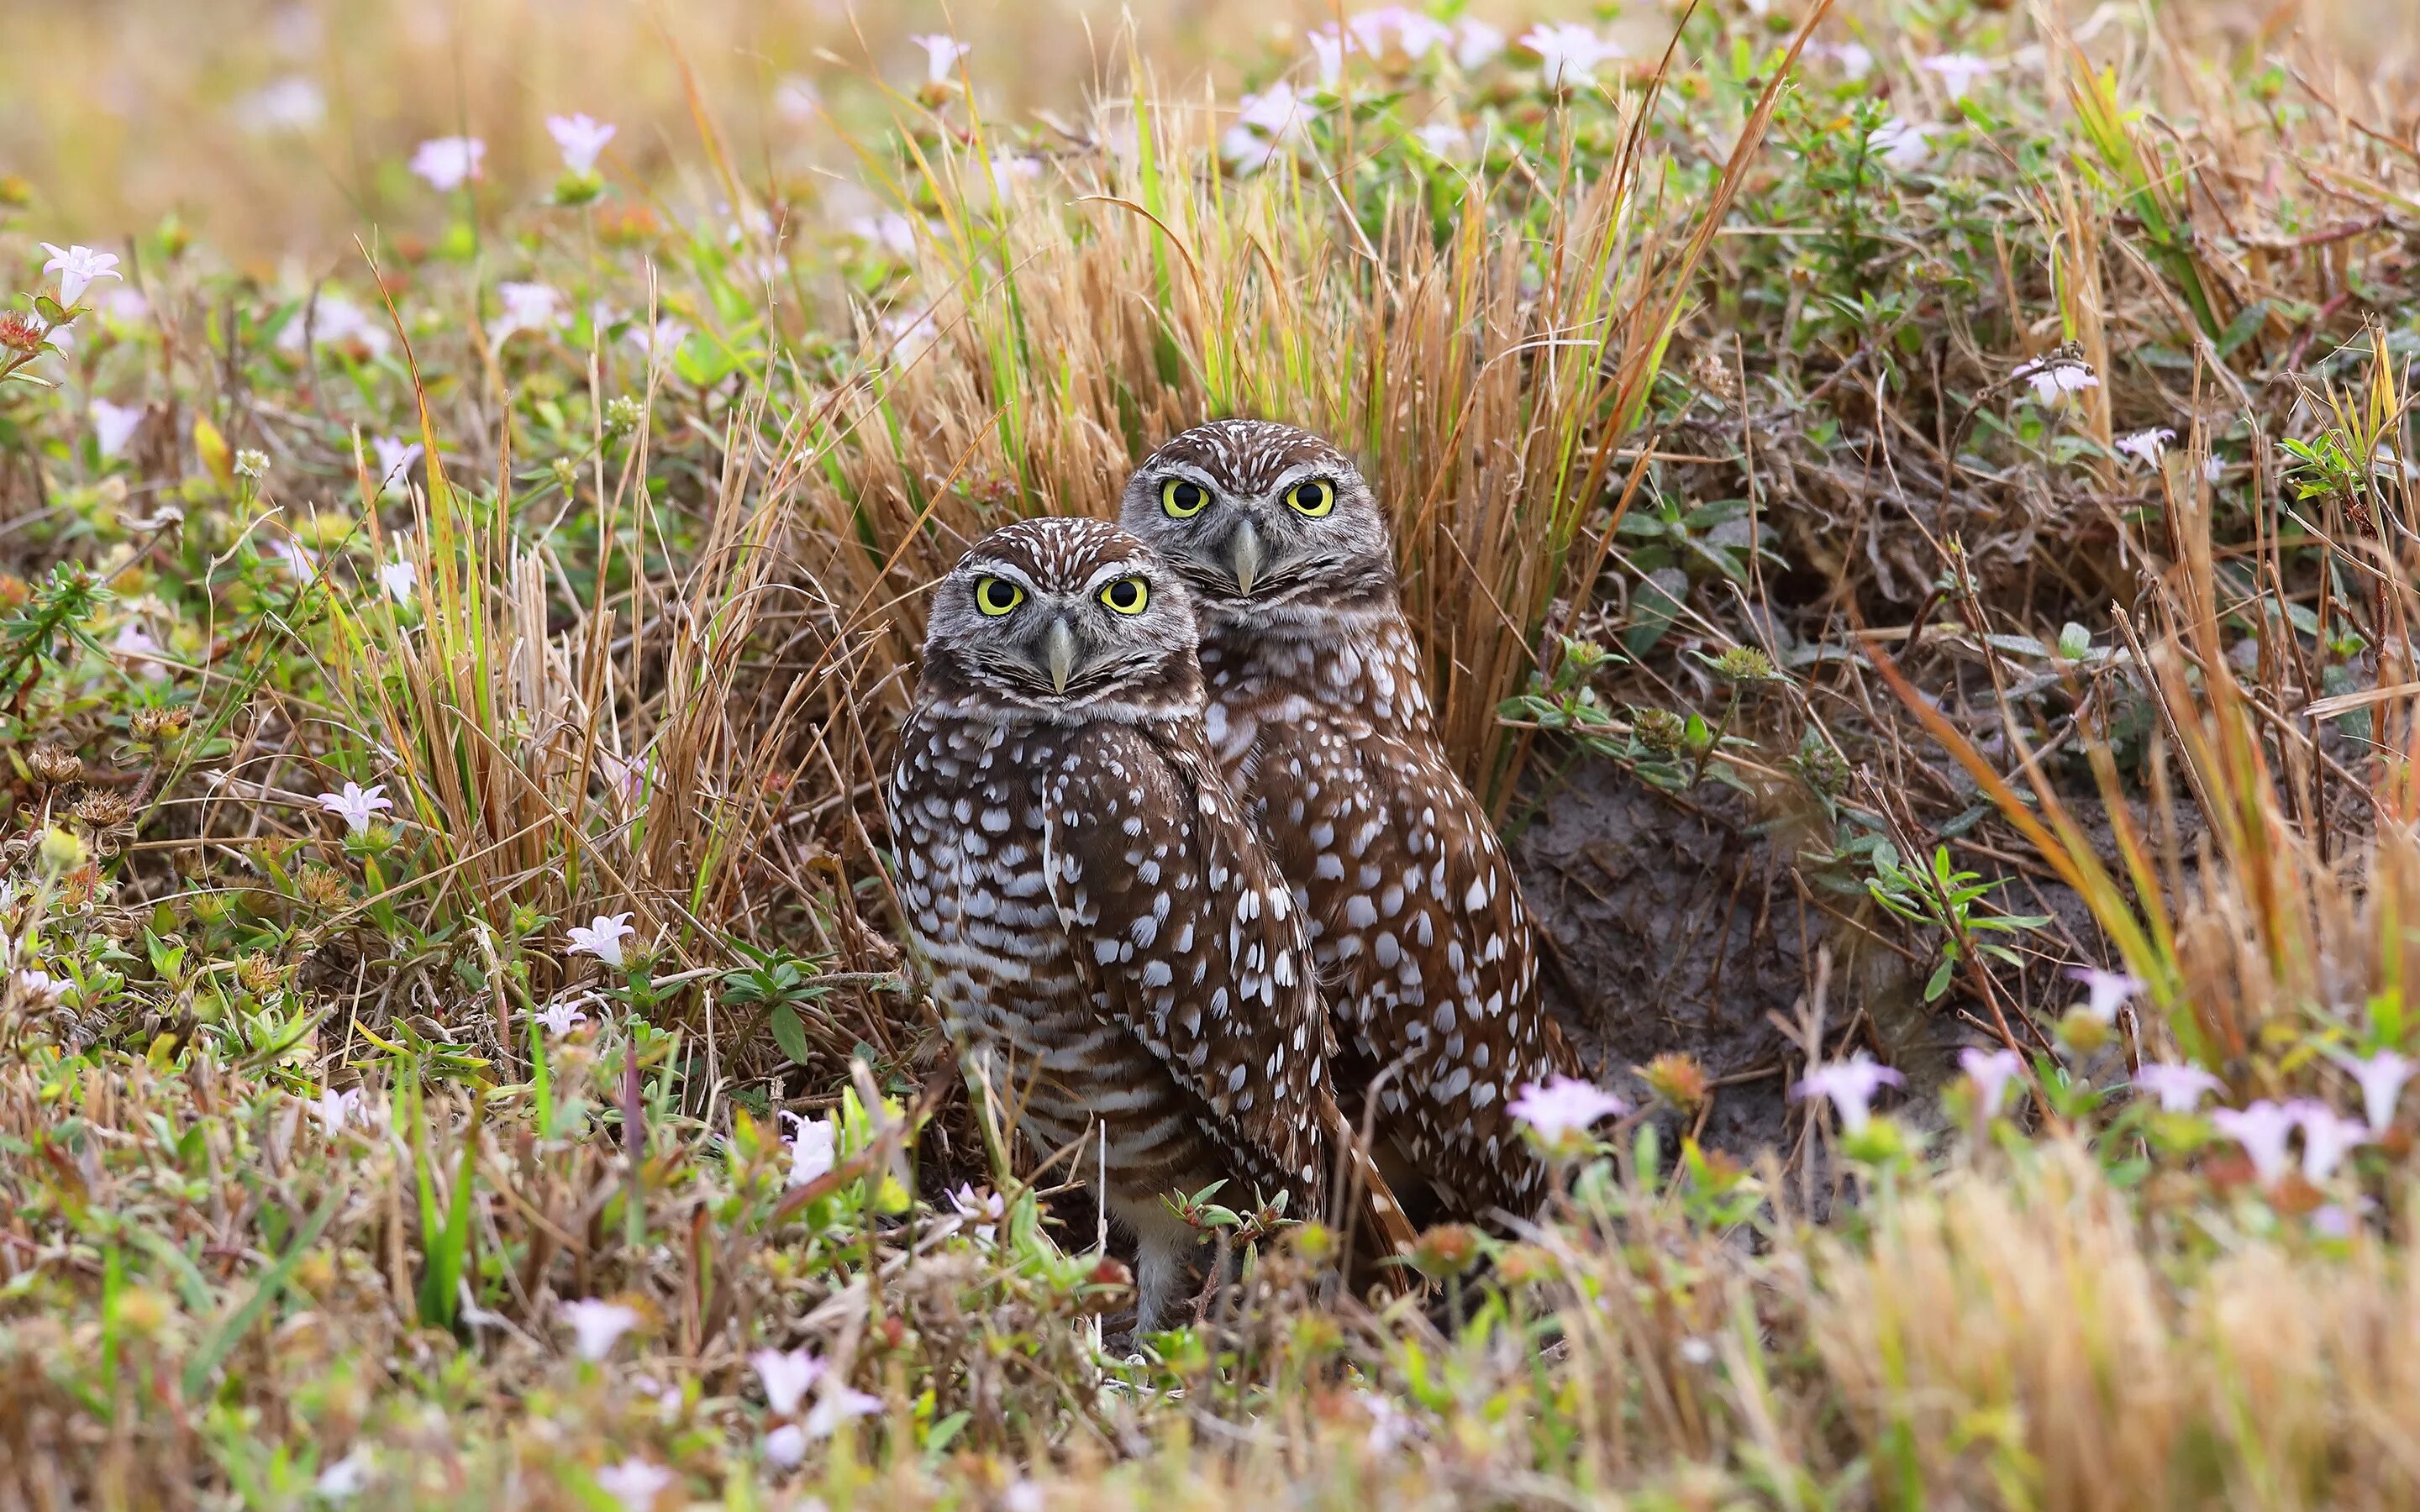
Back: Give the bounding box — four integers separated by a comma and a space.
1866, 842, 2052, 1003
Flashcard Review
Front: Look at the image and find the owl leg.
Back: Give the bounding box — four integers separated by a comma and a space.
1117, 1200, 1199, 1335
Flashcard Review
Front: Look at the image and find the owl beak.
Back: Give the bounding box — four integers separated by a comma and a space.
1227, 518, 1266, 597
1040, 617, 1079, 695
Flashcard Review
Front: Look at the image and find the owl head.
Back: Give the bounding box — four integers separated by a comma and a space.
918, 517, 1202, 721
1117, 419, 1396, 631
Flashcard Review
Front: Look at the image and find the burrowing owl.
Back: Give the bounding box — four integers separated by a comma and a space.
1120, 420, 1586, 1225
887, 517, 1412, 1329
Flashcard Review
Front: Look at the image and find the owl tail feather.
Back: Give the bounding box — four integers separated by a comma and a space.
1319, 1093, 1421, 1298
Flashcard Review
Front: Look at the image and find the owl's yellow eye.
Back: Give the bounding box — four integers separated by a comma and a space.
1099, 576, 1150, 615
1160, 477, 1211, 518
1286, 479, 1336, 517
973, 577, 1024, 617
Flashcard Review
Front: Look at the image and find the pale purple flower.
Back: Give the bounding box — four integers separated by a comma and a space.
1793, 1054, 1904, 1134
1455, 18, 1506, 70
1923, 52, 1996, 101
1826, 41, 1876, 81
560, 1297, 641, 1361
1413, 122, 1468, 159
2210, 1100, 2297, 1186
39, 244, 121, 307
1519, 23, 1621, 89
2020, 356, 2102, 405
750, 1347, 825, 1415
532, 998, 589, 1037
990, 154, 1043, 199
785, 1111, 837, 1187
13, 969, 61, 1009
624, 318, 690, 362
1868, 116, 1934, 171
489, 281, 563, 345
42, 321, 73, 354
1308, 27, 1350, 89
310, 1086, 363, 1135
408, 136, 485, 192
775, 75, 821, 122
1224, 83, 1314, 171
2203, 454, 2226, 485
2115, 428, 2177, 469
2069, 965, 2144, 1024
371, 435, 422, 496
2295, 1102, 2367, 1183
1507, 1075, 1630, 1142
763, 1422, 808, 1468
878, 306, 938, 365
802, 1383, 881, 1437
1959, 1046, 2025, 1118
314, 781, 392, 834
567, 912, 638, 969
1002, 1481, 1047, 1512
545, 113, 616, 175
2340, 1049, 2413, 1136
313, 1447, 370, 1498
1349, 8, 1452, 62
2133, 1061, 2223, 1114
281, 291, 392, 356
908, 34, 971, 86
2312, 1203, 2356, 1240
949, 1183, 1005, 1242
1360, 1389, 1416, 1453
91, 398, 143, 459
377, 554, 416, 607
593, 1457, 672, 1512
849, 213, 918, 257
113, 622, 169, 682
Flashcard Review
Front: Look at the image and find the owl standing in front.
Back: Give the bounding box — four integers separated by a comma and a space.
887, 517, 1412, 1331
1119, 420, 1588, 1226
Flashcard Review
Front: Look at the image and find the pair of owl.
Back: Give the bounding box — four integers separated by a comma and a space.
888, 419, 1586, 1329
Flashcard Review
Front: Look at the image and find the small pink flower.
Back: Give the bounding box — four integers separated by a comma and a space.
2339, 1049, 2413, 1136
2068, 966, 2144, 1024
2210, 1100, 2296, 1187
1507, 1075, 1629, 1143
1958, 1046, 2024, 1118
566, 912, 637, 969
408, 136, 486, 192
1793, 1054, 1903, 1134
1922, 52, 1996, 101
2292, 1101, 2368, 1183
544, 113, 616, 175
39, 243, 121, 307
908, 34, 971, 86
750, 1347, 824, 1415
2133, 1062, 2223, 1114
559, 1297, 640, 1361
314, 781, 392, 835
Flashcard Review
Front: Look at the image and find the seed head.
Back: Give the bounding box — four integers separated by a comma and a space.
297, 864, 351, 911
1634, 706, 1686, 756
1712, 645, 1779, 684
1640, 1051, 1711, 1111
1411, 1223, 1482, 1281
71, 791, 132, 829
28, 746, 83, 786
0, 310, 48, 354
236, 954, 288, 994
128, 706, 192, 744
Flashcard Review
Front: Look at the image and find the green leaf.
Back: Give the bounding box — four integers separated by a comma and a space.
770, 1002, 813, 1066
1924, 958, 1955, 1002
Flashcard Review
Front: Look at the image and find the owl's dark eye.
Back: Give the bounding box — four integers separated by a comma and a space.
1160, 478, 1211, 518
1098, 576, 1150, 616
1286, 479, 1336, 517
973, 576, 1025, 617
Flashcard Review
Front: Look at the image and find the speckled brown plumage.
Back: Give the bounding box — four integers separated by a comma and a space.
1120, 421, 1588, 1225
887, 517, 1412, 1327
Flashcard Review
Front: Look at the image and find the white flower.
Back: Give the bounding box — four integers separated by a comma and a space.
2115, 428, 2177, 468
594, 1457, 673, 1512
1455, 18, 1506, 71
2018, 355, 2102, 405
1224, 83, 1313, 171
314, 781, 392, 834
378, 554, 417, 607
371, 435, 422, 496
113, 622, 169, 682
878, 306, 938, 365
991, 154, 1043, 199
776, 75, 822, 122
802, 1384, 881, 1438
2210, 1100, 2297, 1187
2312, 1203, 2356, 1240
2294, 1102, 2367, 1183
1923, 52, 1996, 101
1958, 1046, 2024, 1118
949, 1183, 1005, 1242
1413, 122, 1468, 159
545, 113, 616, 175
409, 137, 485, 192
567, 912, 637, 969
44, 320, 74, 354
1518, 24, 1620, 90
314, 1447, 370, 1499
1792, 1054, 1904, 1134
2068, 965, 2144, 1024
785, 1111, 837, 1187
560, 1298, 641, 1361
1308, 27, 1351, 88
239, 76, 326, 134
751, 1347, 826, 1415
909, 34, 971, 86
489, 281, 563, 345
92, 398, 143, 459
1346, 8, 1450, 63
2133, 1062, 2223, 1114
1360, 1389, 1417, 1454
1002, 1481, 1047, 1512
311, 1086, 364, 1135
1826, 41, 1876, 81
39, 244, 122, 308
1867, 116, 1934, 171
849, 213, 918, 256
1507, 1074, 1629, 1143
13, 969, 62, 1009
532, 997, 590, 1037
2341, 1049, 2413, 1136
106, 286, 149, 323
280, 291, 392, 356
763, 1423, 809, 1468
2202, 454, 2226, 485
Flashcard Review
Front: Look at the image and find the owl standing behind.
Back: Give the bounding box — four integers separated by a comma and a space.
886, 517, 1411, 1330
1120, 421, 1588, 1226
